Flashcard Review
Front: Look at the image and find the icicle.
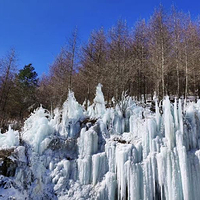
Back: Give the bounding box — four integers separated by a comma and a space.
155, 100, 160, 129
176, 131, 190, 200
174, 98, 179, 132
78, 156, 92, 184
78, 128, 98, 157
61, 90, 84, 137
92, 152, 107, 185
94, 83, 106, 118
163, 96, 175, 149
178, 99, 183, 134
49, 108, 61, 132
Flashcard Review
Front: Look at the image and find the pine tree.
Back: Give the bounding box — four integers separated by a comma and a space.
15, 63, 38, 119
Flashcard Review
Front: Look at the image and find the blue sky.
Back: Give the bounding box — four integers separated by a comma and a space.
0, 0, 199, 76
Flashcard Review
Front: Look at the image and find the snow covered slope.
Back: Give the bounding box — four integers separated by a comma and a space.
1, 85, 200, 200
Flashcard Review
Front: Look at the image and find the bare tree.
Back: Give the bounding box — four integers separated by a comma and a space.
132, 19, 150, 101
0, 49, 17, 126
81, 28, 108, 103
108, 20, 131, 100
169, 6, 183, 97
37, 5, 200, 110
68, 28, 78, 90
148, 6, 171, 99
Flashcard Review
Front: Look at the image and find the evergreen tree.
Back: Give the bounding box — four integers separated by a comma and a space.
15, 64, 38, 119
18, 63, 38, 88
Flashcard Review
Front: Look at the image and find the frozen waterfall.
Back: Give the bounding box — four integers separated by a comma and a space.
0, 86, 200, 200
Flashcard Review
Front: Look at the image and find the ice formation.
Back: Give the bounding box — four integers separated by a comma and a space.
88, 83, 106, 119
0, 126, 19, 148
1, 85, 200, 199
22, 106, 53, 154
61, 90, 84, 137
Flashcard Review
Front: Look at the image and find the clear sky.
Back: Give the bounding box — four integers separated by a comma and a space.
0, 0, 200, 76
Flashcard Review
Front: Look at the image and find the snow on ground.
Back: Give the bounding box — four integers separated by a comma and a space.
0, 85, 200, 199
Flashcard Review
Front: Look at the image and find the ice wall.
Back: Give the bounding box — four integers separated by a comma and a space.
2, 85, 200, 200
75, 95, 200, 200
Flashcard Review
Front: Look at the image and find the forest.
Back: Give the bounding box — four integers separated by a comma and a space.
1, 5, 200, 128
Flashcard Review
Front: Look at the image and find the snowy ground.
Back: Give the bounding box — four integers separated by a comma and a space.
1, 84, 200, 200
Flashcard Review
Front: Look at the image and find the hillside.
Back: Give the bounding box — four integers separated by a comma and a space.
0, 84, 200, 200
